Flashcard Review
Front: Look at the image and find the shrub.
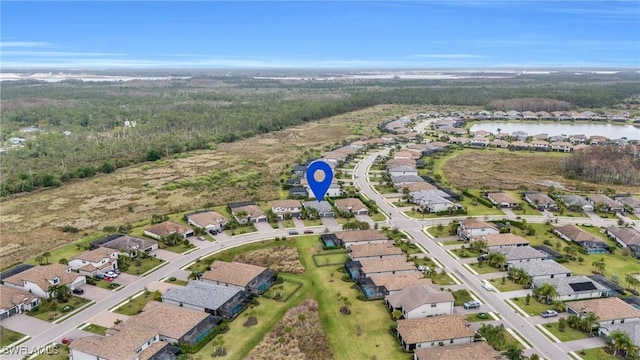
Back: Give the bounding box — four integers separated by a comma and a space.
168, 277, 177, 282
340, 306, 351, 315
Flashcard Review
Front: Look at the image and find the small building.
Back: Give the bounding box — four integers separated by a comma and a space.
386, 285, 454, 319
201, 261, 277, 295
354, 257, 418, 278
478, 233, 529, 251
334, 230, 389, 248
162, 280, 253, 320
2, 264, 86, 299
496, 246, 548, 263
523, 192, 557, 210
486, 191, 518, 208
457, 218, 499, 241
532, 276, 613, 301
413, 342, 501, 360
303, 200, 335, 217
509, 260, 572, 280
68, 247, 119, 276
566, 297, 640, 326
229, 202, 267, 223
396, 315, 475, 351
606, 226, 640, 258
334, 198, 369, 215
185, 211, 229, 232
0, 285, 39, 319
144, 221, 194, 240
271, 199, 302, 219
349, 243, 404, 261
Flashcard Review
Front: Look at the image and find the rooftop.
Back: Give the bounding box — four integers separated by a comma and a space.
334, 230, 388, 243
350, 243, 404, 259
397, 315, 475, 343
606, 226, 640, 246
71, 325, 159, 360
202, 261, 268, 287
71, 247, 116, 263
414, 342, 501, 360
554, 224, 604, 243
272, 199, 302, 208
303, 200, 334, 213
386, 285, 454, 312
3, 264, 81, 292
144, 221, 192, 238
460, 218, 498, 230
359, 257, 417, 275
511, 260, 571, 277
567, 297, 640, 322
185, 211, 228, 227
532, 276, 609, 296
480, 233, 529, 247
334, 198, 367, 211
100, 234, 157, 252
486, 192, 518, 204
0, 284, 37, 310
497, 246, 548, 262
370, 273, 433, 292
162, 280, 242, 310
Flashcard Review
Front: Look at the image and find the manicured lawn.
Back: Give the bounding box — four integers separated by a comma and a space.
578, 347, 617, 360
542, 321, 588, 342
165, 277, 188, 286
262, 278, 302, 301
82, 323, 108, 336
395, 240, 423, 255
405, 210, 438, 219
578, 225, 606, 239
91, 279, 121, 290
627, 213, 640, 220
114, 291, 160, 316
336, 217, 349, 225
373, 184, 398, 194
28, 296, 91, 322
224, 222, 258, 236
512, 206, 541, 216
370, 212, 387, 222
430, 273, 457, 285
451, 248, 479, 258
32, 345, 69, 360
393, 201, 411, 207
1, 326, 26, 347
442, 239, 463, 246
121, 256, 165, 276
302, 218, 323, 227
511, 297, 553, 317
427, 224, 457, 238
466, 313, 491, 322
160, 241, 195, 254
468, 262, 501, 274
489, 277, 525, 292
281, 219, 296, 228
459, 194, 504, 216
312, 251, 349, 267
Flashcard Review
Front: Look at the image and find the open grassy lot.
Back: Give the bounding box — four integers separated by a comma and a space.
1, 326, 26, 347
302, 218, 323, 227
510, 297, 553, 317
281, 219, 295, 228
193, 235, 409, 360
121, 256, 165, 276
114, 291, 160, 316
542, 321, 588, 342
82, 323, 108, 336
426, 224, 457, 238
578, 347, 617, 360
28, 296, 91, 322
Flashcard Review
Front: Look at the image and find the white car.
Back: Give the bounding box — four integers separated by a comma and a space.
105, 271, 118, 278
482, 282, 494, 292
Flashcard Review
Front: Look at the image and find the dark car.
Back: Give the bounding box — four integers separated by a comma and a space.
288, 230, 299, 235
72, 288, 84, 295
304, 230, 313, 234
61, 337, 73, 345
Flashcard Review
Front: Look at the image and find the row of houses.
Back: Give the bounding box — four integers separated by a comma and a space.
428, 110, 635, 122
449, 136, 633, 152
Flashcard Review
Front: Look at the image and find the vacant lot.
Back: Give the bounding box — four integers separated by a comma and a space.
1, 104, 426, 267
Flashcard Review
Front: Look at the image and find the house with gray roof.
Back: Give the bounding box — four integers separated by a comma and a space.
532, 275, 613, 301
509, 260, 572, 280
523, 192, 557, 210
385, 285, 454, 319
496, 246, 548, 263
599, 323, 640, 349
558, 195, 593, 212
162, 280, 252, 320
606, 226, 640, 259
303, 200, 335, 217
410, 190, 460, 213
392, 175, 425, 187
615, 195, 640, 214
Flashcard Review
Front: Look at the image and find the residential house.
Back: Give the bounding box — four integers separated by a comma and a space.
586, 194, 625, 213
201, 261, 277, 295
300, 178, 342, 199
615, 196, 640, 214
413, 342, 501, 360
550, 141, 573, 152
530, 140, 550, 151
388, 163, 418, 177
566, 297, 640, 326
490, 139, 510, 148
569, 134, 588, 144
394, 150, 419, 159
532, 276, 612, 301
271, 199, 302, 219
396, 315, 475, 351
549, 135, 568, 142
349, 243, 404, 261
558, 195, 593, 212
370, 273, 434, 294
507, 110, 522, 119
399, 182, 438, 193
386, 285, 454, 319
289, 186, 309, 198
523, 192, 557, 210
589, 135, 609, 145
457, 218, 499, 242
486, 191, 519, 208
598, 323, 640, 349
410, 190, 460, 213
2, 264, 86, 299
532, 133, 549, 141
303, 200, 335, 217
162, 280, 253, 319
472, 130, 491, 138
0, 285, 39, 319
71, 324, 170, 360
606, 226, 640, 258
448, 137, 470, 145
392, 175, 426, 188
91, 234, 158, 255
346, 257, 418, 279
468, 137, 490, 148
144, 221, 194, 240
510, 260, 572, 280
68, 247, 119, 276
512, 131, 528, 141
185, 211, 229, 232
509, 141, 529, 151
334, 198, 369, 215
496, 246, 548, 264
492, 111, 507, 119
554, 224, 609, 254
478, 233, 529, 251
229, 202, 267, 223
536, 111, 553, 120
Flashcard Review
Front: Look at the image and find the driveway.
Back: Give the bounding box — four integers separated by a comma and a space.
78, 285, 114, 302
254, 221, 275, 233
0, 314, 51, 337
88, 311, 129, 328
145, 280, 183, 293
114, 273, 139, 286
154, 249, 182, 262
64, 328, 95, 341
355, 214, 375, 227
321, 217, 341, 231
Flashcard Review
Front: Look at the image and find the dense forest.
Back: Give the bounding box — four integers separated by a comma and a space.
1, 73, 639, 196
563, 145, 640, 186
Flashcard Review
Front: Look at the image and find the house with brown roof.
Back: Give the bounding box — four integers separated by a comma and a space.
478, 233, 529, 251
490, 139, 510, 148
349, 243, 404, 261
486, 191, 519, 208
357, 257, 418, 277
2, 264, 85, 299
369, 273, 434, 294
509, 140, 529, 151
457, 218, 499, 241
68, 247, 119, 276
551, 141, 573, 152
586, 194, 624, 213
413, 341, 501, 360
530, 140, 550, 151
566, 297, 640, 326
606, 226, 640, 258
396, 315, 475, 350
523, 191, 557, 210
185, 211, 229, 232
399, 182, 438, 193
334, 229, 389, 248
201, 261, 277, 295
0, 284, 39, 319
554, 224, 609, 254
71, 324, 166, 360
386, 285, 454, 319
144, 221, 194, 240
615, 195, 640, 214
230, 204, 267, 224
334, 198, 369, 215
271, 199, 302, 219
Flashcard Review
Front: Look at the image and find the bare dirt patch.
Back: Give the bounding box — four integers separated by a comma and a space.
234, 246, 305, 274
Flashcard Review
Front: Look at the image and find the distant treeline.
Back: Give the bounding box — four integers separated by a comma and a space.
563, 145, 640, 186
1, 75, 639, 196
487, 98, 571, 112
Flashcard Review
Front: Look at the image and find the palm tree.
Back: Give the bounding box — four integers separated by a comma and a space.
42, 252, 51, 264
487, 252, 508, 271
501, 343, 526, 360
581, 312, 600, 335
533, 283, 558, 304
48, 284, 71, 303
607, 330, 635, 358
479, 324, 508, 349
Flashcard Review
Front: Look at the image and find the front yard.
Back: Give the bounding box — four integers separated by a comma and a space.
121, 256, 165, 276
1, 326, 26, 347
468, 262, 501, 274
281, 219, 296, 229
114, 290, 161, 316
578, 347, 617, 360
489, 277, 525, 292
224, 222, 258, 236
510, 297, 554, 317
541, 321, 588, 342
32, 345, 69, 360
159, 241, 195, 254
82, 323, 109, 336
88, 278, 121, 290
466, 313, 490, 322
302, 218, 323, 227
28, 296, 92, 322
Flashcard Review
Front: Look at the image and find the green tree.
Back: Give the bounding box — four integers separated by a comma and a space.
48, 284, 71, 303
532, 283, 558, 304
42, 252, 51, 264
606, 330, 637, 358
146, 149, 162, 161
501, 343, 526, 360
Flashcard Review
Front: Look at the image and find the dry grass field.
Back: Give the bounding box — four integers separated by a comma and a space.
0, 104, 427, 267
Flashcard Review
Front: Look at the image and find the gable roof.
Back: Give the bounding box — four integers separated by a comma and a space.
370, 273, 433, 292
272, 200, 302, 209
0, 284, 38, 310
400, 182, 437, 192
559, 195, 591, 207
3, 264, 80, 292
486, 191, 518, 205
497, 246, 548, 262
414, 341, 501, 360
480, 233, 529, 247
334, 230, 388, 243
606, 226, 640, 246
524, 192, 555, 205
202, 261, 268, 287
511, 260, 571, 277
162, 280, 242, 310
532, 275, 609, 296
144, 221, 193, 238
185, 211, 228, 227
71, 325, 159, 360
460, 218, 498, 230
358, 257, 417, 274
586, 194, 621, 207
232, 204, 265, 218
554, 224, 604, 243
71, 247, 116, 262
100, 234, 157, 252
333, 198, 367, 211
386, 285, 454, 311
350, 243, 404, 259
303, 200, 334, 213
567, 297, 640, 322
397, 315, 474, 343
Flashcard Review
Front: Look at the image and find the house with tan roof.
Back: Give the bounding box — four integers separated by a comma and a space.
551, 141, 573, 152
486, 191, 519, 208
490, 139, 510, 148
68, 247, 119, 276
615, 195, 640, 214
413, 341, 501, 360
230, 204, 267, 224
606, 226, 640, 258
457, 218, 499, 241
162, 280, 253, 319
523, 191, 557, 210
586, 194, 624, 213
201, 261, 277, 295
530, 140, 550, 151
349, 243, 404, 261
566, 297, 640, 326
554, 224, 609, 254
334, 230, 389, 248
334, 198, 369, 215
347, 257, 418, 278
271, 199, 302, 219
370, 273, 433, 294
144, 221, 194, 240
478, 233, 529, 251
0, 284, 39, 319
70, 324, 165, 360
386, 285, 454, 319
185, 210, 229, 232
2, 264, 85, 299
396, 315, 475, 350
399, 182, 437, 193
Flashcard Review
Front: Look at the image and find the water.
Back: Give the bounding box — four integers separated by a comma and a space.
469, 122, 640, 140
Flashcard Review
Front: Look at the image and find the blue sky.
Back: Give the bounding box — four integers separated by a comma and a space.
1, 1, 639, 69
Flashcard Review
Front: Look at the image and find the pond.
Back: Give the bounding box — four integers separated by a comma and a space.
469, 122, 640, 140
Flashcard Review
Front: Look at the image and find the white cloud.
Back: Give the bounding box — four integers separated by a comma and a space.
410, 54, 488, 59
0, 41, 54, 48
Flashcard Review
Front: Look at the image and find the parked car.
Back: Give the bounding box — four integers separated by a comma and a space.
482, 282, 494, 292
304, 230, 313, 234
103, 277, 114, 282
288, 230, 299, 235
94, 274, 105, 280
114, 269, 121, 274
464, 300, 481, 309
72, 288, 84, 295
540, 310, 558, 318
61, 337, 73, 345
105, 271, 118, 278
197, 236, 206, 241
